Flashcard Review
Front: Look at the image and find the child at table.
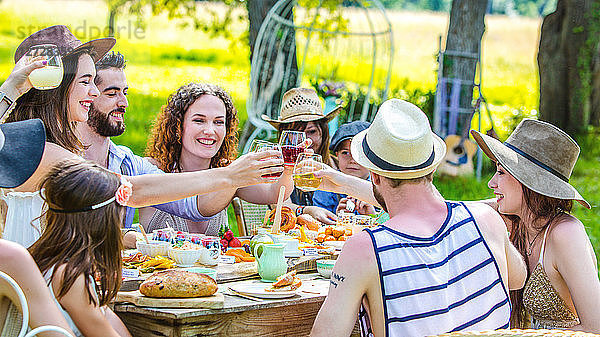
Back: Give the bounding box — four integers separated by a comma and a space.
312, 121, 377, 215
28, 160, 132, 337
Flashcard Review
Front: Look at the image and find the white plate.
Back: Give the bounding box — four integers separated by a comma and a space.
229, 282, 297, 299
323, 240, 345, 249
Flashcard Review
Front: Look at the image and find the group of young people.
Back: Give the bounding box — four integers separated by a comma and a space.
0, 24, 598, 337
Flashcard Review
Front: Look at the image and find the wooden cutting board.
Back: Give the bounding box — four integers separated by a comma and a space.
116, 290, 224, 309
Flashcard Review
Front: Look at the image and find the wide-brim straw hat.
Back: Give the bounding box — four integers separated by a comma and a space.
471, 118, 590, 209
0, 119, 46, 188
351, 99, 446, 179
261, 87, 342, 129
14, 25, 115, 63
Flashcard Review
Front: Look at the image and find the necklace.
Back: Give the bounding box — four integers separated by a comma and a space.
526, 229, 543, 256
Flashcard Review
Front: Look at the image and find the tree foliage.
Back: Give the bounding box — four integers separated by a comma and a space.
104, 0, 246, 39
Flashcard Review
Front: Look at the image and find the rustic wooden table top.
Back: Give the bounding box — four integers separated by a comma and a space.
114, 273, 359, 337
114, 273, 330, 319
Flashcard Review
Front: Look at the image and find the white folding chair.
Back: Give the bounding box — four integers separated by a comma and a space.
0, 270, 73, 337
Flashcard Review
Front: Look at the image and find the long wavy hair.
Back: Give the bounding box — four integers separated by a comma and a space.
278, 119, 331, 165
146, 83, 239, 172
508, 184, 573, 328
29, 159, 124, 307
8, 48, 96, 154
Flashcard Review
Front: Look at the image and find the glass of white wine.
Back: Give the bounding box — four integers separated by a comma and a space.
293, 153, 323, 192
26, 44, 63, 90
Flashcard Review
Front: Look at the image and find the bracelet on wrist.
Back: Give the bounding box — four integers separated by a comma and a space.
296, 206, 305, 216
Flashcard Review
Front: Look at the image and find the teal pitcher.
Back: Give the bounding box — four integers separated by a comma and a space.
253, 243, 288, 282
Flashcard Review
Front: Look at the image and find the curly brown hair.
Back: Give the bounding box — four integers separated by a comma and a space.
146, 83, 239, 172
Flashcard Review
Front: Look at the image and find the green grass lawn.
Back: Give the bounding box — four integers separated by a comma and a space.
1, 0, 598, 264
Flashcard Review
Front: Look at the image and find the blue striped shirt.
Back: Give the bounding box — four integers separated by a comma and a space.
364, 201, 510, 337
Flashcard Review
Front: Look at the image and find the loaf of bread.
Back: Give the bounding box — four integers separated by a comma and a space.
139, 270, 218, 298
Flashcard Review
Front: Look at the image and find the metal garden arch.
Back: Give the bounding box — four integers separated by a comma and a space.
240, 0, 394, 152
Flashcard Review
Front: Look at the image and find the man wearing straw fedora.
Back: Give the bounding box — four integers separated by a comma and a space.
311, 99, 526, 337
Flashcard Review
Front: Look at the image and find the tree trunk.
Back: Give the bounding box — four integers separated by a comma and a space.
247, 0, 279, 63
538, 0, 595, 135
241, 0, 299, 150
441, 0, 488, 136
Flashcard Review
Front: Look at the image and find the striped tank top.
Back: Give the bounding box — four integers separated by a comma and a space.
364, 201, 510, 337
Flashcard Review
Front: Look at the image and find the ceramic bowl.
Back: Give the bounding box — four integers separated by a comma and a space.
316, 259, 336, 278
183, 267, 217, 281
136, 240, 170, 257
167, 247, 203, 266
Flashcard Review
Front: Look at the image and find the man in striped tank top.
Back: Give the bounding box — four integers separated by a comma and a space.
311, 99, 527, 337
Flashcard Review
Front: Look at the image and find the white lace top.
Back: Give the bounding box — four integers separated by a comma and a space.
0, 189, 45, 248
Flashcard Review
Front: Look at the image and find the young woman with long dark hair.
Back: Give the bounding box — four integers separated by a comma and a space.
29, 160, 131, 337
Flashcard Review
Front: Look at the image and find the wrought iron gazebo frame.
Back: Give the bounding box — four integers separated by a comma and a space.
241, 0, 394, 153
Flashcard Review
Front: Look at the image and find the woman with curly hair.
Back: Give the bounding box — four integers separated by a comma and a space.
140, 83, 294, 235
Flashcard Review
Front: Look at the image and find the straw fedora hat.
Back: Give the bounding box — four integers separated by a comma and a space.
0, 119, 46, 188
471, 118, 590, 209
14, 25, 115, 63
261, 88, 342, 129
350, 99, 446, 179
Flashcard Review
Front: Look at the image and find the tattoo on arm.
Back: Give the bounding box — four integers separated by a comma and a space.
330, 272, 346, 288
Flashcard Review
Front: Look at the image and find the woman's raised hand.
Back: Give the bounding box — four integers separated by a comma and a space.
226, 150, 284, 187
0, 56, 47, 100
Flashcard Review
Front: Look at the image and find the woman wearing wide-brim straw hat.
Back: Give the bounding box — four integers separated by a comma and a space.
471, 119, 600, 332
262, 87, 343, 224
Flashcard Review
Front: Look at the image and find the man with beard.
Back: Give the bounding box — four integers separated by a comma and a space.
310, 99, 526, 337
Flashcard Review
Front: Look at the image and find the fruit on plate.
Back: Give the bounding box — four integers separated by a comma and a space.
332, 226, 345, 239
224, 249, 255, 262
265, 270, 302, 292
139, 269, 218, 298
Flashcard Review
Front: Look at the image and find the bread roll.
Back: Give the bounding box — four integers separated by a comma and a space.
139, 270, 218, 298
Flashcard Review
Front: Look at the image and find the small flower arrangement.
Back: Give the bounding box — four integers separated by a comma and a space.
311, 78, 346, 98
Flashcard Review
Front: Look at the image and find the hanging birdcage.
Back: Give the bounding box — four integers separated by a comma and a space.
240, 0, 394, 152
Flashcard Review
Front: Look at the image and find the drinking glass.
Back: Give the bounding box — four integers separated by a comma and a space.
293, 153, 323, 192
278, 131, 306, 166
250, 140, 284, 179
25, 44, 63, 90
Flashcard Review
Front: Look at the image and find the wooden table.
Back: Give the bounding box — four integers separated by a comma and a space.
114, 273, 360, 337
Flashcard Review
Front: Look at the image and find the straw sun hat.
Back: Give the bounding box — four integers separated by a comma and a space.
350, 99, 446, 179
14, 25, 115, 63
261, 87, 342, 129
471, 119, 590, 209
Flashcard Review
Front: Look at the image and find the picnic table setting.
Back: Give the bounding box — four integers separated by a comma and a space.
113, 188, 378, 336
